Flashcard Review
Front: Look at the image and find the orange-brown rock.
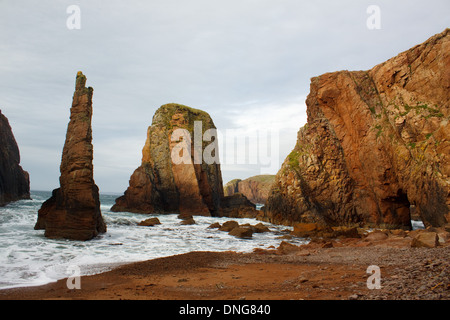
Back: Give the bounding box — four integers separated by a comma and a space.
223, 179, 241, 197
265, 29, 450, 229
411, 232, 439, 248
218, 220, 240, 232
224, 175, 276, 205
228, 227, 253, 239
220, 193, 259, 218
138, 217, 161, 227
0, 110, 30, 206
365, 230, 389, 241
35, 72, 106, 240
112, 104, 224, 216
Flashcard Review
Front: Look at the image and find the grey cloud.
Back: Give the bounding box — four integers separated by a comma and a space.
0, 0, 448, 192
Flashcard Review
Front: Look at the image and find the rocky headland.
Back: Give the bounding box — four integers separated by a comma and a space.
264, 28, 449, 229
224, 175, 276, 205
34, 72, 106, 240
0, 110, 30, 206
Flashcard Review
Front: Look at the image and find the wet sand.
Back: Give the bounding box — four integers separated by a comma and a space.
1, 239, 449, 300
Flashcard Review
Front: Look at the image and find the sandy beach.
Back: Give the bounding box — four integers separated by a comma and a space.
1, 237, 448, 301
0, 4, 448, 316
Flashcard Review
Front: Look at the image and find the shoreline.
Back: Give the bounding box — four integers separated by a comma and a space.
1, 237, 448, 300
0, 261, 133, 292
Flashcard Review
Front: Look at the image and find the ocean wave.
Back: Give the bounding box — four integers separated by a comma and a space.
0, 196, 302, 290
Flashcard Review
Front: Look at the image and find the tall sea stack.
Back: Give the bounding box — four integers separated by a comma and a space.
264, 29, 450, 229
0, 110, 30, 206
112, 103, 225, 216
35, 72, 106, 240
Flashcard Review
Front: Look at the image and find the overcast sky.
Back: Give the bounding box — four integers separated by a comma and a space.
0, 0, 449, 193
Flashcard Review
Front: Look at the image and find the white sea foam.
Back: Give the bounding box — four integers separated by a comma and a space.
411, 220, 425, 230
0, 191, 302, 289
2, 192, 427, 290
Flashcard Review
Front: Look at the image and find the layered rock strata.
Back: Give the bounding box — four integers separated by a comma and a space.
0, 110, 30, 206
35, 72, 106, 240
112, 104, 225, 216
264, 29, 450, 229
224, 175, 276, 205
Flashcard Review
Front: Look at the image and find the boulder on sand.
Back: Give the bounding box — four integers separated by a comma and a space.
411, 232, 439, 248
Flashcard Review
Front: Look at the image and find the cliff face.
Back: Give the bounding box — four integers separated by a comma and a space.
224, 175, 276, 205
265, 29, 450, 229
112, 103, 225, 216
223, 179, 241, 197
35, 72, 106, 240
220, 193, 258, 218
0, 110, 30, 206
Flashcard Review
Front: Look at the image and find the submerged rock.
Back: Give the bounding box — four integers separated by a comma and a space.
264, 29, 450, 229
252, 222, 271, 233
208, 222, 221, 229
35, 72, 106, 240
228, 227, 253, 239
180, 217, 196, 225
0, 110, 30, 206
216, 220, 270, 239
138, 217, 161, 227
218, 220, 239, 232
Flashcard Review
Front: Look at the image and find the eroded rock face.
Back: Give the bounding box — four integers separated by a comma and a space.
224, 175, 275, 205
223, 179, 241, 197
220, 193, 258, 218
112, 103, 224, 216
265, 29, 450, 229
35, 72, 106, 240
0, 110, 30, 206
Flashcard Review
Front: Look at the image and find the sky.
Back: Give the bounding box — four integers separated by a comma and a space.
0, 0, 449, 193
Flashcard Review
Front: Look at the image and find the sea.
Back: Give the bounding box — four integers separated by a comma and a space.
0, 191, 307, 290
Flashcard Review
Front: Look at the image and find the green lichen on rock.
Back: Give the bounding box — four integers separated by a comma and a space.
287, 150, 300, 169
74, 71, 93, 99
153, 103, 216, 135
350, 71, 384, 116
